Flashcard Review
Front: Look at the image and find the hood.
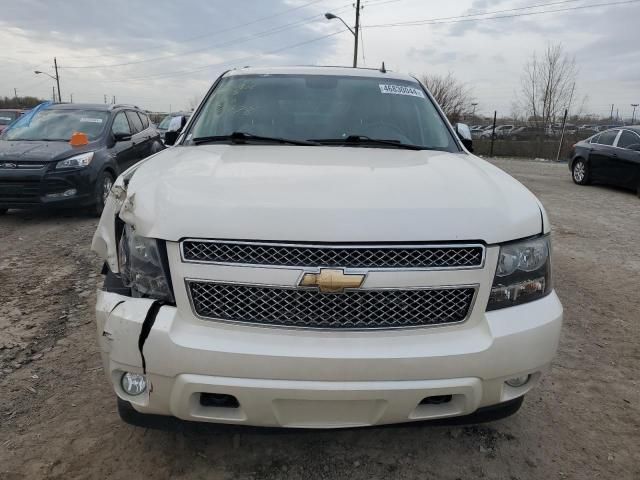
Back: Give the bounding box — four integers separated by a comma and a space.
120, 145, 543, 244
0, 140, 96, 163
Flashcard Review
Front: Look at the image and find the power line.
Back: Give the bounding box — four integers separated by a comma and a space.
367, 0, 585, 26
60, 3, 352, 70
366, 0, 640, 28
66, 0, 329, 60
92, 28, 348, 84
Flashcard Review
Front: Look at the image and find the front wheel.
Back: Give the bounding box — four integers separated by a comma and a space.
572, 159, 590, 185
91, 170, 114, 217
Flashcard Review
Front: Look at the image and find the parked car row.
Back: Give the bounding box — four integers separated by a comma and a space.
0, 108, 28, 134
471, 122, 627, 140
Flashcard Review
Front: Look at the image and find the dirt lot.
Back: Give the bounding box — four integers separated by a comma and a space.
0, 158, 638, 480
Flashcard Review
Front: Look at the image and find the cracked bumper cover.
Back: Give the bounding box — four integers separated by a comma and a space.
96, 289, 562, 428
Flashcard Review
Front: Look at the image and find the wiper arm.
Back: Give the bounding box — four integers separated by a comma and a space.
192, 132, 320, 146
310, 135, 425, 150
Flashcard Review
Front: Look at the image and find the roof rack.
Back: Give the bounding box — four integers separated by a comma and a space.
111, 103, 140, 110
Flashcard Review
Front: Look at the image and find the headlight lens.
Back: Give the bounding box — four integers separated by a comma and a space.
118, 224, 174, 302
487, 235, 552, 311
56, 151, 94, 169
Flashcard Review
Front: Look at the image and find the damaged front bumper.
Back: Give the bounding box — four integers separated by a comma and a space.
96, 288, 563, 428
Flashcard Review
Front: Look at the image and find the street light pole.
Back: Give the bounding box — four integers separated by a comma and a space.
632, 104, 639, 124
325, 0, 361, 68
34, 58, 62, 103
353, 0, 361, 68
471, 102, 478, 121
54, 57, 61, 103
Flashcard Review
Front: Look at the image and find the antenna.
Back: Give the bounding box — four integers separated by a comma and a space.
380, 62, 386, 73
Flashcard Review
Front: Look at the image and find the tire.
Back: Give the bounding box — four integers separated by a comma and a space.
572, 158, 590, 185
0, 208, 7, 215
91, 170, 114, 217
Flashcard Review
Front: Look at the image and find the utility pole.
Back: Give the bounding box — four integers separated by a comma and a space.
556, 109, 568, 162
70, 93, 73, 103
112, 95, 116, 104
104, 94, 107, 104
632, 104, 639, 124
353, 0, 361, 68
14, 88, 17, 99
54, 57, 61, 103
610, 104, 614, 121
471, 102, 478, 121
489, 111, 497, 157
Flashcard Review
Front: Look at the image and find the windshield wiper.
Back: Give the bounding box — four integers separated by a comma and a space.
310, 135, 425, 151
192, 132, 320, 146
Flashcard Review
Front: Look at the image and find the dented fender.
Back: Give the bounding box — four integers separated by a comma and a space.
97, 291, 156, 364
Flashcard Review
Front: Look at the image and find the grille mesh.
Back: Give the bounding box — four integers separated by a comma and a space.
188, 281, 476, 329
182, 241, 483, 269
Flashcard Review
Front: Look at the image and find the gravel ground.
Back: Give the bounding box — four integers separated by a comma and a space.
0, 157, 638, 479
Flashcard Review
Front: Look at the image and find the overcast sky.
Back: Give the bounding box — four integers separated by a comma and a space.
1, 0, 638, 119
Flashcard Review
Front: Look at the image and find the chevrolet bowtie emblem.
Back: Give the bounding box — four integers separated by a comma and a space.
299, 268, 365, 293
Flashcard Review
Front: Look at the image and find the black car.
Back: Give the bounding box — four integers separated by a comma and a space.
156, 111, 191, 143
0, 103, 164, 215
569, 126, 640, 197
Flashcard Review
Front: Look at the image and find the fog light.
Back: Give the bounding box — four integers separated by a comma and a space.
121, 372, 146, 396
505, 375, 530, 388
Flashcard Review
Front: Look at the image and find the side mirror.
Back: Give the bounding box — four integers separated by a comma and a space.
164, 130, 179, 146
113, 132, 132, 142
455, 123, 473, 152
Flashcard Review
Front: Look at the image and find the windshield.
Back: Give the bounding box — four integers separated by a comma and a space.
3, 109, 109, 141
187, 74, 458, 151
0, 111, 20, 125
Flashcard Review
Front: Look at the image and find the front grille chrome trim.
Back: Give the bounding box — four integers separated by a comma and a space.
180, 239, 486, 271
185, 278, 479, 331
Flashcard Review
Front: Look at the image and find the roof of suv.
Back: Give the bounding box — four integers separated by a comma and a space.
226, 66, 416, 82
47, 103, 141, 112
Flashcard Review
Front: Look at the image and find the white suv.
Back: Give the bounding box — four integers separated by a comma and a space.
92, 66, 562, 429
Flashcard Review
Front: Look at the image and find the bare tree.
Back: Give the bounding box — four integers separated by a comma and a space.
420, 72, 475, 123
519, 43, 578, 129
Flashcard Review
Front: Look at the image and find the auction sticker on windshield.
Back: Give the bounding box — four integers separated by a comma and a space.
379, 84, 425, 98
80, 118, 103, 123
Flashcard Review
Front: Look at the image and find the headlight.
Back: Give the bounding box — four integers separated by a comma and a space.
487, 235, 552, 311
118, 224, 174, 302
56, 152, 94, 169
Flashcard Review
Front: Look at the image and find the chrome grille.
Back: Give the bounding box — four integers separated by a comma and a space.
182, 241, 484, 269
0, 161, 46, 169
188, 281, 476, 329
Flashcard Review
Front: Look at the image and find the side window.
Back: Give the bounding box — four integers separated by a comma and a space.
617, 130, 640, 149
137, 112, 149, 130
590, 133, 601, 144
126, 111, 143, 134
596, 129, 619, 146
112, 112, 131, 136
